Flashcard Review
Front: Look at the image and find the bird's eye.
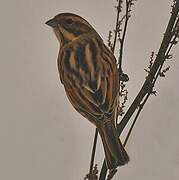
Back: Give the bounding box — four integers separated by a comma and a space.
66, 18, 74, 25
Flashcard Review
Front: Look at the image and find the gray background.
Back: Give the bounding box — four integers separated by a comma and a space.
0, 0, 179, 179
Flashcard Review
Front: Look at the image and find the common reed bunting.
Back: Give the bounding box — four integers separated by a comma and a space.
46, 13, 129, 169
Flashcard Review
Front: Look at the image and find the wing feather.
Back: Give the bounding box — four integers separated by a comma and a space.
58, 38, 119, 122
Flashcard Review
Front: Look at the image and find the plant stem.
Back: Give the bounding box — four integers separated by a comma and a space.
89, 128, 98, 175
118, 0, 129, 71
117, 0, 179, 136
112, 0, 123, 53
99, 1, 179, 179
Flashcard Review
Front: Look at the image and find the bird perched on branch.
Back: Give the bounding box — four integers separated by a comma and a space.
46, 13, 129, 169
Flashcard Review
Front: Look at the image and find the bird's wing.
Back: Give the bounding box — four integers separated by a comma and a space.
58, 40, 119, 122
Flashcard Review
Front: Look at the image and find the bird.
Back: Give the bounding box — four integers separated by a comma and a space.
46, 13, 129, 170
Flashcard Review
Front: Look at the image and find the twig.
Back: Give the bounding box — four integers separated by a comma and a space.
118, 0, 130, 71
89, 129, 98, 174
99, 159, 107, 180
112, 0, 123, 53
85, 129, 99, 180
123, 92, 150, 147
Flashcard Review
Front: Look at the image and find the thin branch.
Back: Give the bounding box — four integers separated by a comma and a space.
89, 129, 98, 176
123, 106, 141, 146
123, 92, 150, 147
99, 159, 107, 180
112, 0, 123, 53
118, 0, 130, 71
85, 129, 99, 180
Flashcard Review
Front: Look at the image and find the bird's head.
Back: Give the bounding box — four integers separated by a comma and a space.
46, 13, 97, 45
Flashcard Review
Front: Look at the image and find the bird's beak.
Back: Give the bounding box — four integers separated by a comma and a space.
45, 18, 58, 28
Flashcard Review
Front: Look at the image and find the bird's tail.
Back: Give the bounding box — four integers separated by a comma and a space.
98, 119, 129, 169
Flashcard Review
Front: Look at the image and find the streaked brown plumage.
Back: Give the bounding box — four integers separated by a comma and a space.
46, 13, 129, 169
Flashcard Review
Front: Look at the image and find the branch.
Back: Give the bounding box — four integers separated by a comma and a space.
117, 0, 179, 135
99, 1, 179, 179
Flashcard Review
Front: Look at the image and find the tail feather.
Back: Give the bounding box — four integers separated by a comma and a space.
98, 120, 129, 169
